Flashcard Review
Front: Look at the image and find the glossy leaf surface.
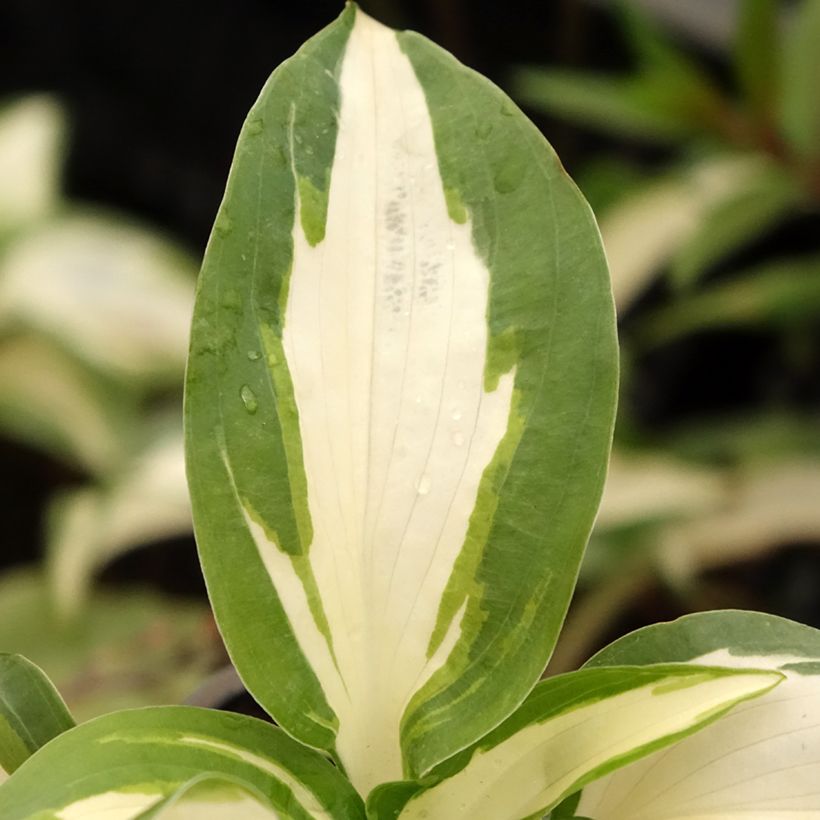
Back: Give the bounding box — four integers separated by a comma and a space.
0, 706, 365, 820
0, 654, 74, 775
368, 664, 779, 820
572, 611, 820, 818
185, 3, 617, 792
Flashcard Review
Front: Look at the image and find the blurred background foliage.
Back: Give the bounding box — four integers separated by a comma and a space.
1, 0, 819, 713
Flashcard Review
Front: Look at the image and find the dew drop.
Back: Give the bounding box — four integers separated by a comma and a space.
415, 474, 431, 495
451, 408, 462, 421
246, 117, 264, 136
247, 350, 261, 361
475, 120, 493, 139
240, 384, 258, 414
493, 153, 527, 194
452, 431, 464, 447
215, 214, 234, 237
445, 240, 455, 251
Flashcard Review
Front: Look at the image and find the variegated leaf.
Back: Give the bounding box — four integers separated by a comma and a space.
0, 654, 74, 776
185, 4, 617, 793
570, 611, 820, 818
135, 774, 280, 819
0, 706, 364, 819
367, 664, 780, 820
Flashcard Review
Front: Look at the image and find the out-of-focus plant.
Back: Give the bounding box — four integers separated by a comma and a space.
513, 0, 820, 667
514, 0, 820, 312
0, 97, 213, 714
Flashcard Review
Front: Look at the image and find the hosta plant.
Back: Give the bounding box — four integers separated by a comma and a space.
1, 5, 820, 818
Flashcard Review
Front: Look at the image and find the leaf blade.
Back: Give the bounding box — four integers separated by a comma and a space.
0, 654, 74, 775
0, 706, 365, 820
186, 5, 617, 792
573, 611, 820, 818
367, 664, 780, 820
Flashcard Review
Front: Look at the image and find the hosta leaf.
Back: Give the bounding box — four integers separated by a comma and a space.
136, 774, 282, 819
598, 156, 762, 311
0, 706, 365, 820
669, 162, 801, 288
571, 611, 820, 818
596, 450, 724, 530
185, 4, 617, 793
0, 654, 74, 776
651, 459, 820, 578
0, 96, 64, 233
0, 334, 129, 474
47, 420, 191, 618
366, 664, 780, 820
0, 212, 196, 385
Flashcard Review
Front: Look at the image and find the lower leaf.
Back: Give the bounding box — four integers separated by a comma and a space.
136, 774, 281, 819
367, 663, 780, 820
573, 611, 820, 818
0, 654, 74, 775
0, 706, 365, 820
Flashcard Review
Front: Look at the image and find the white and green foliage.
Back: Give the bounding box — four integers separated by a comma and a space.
560, 611, 820, 818
184, 3, 618, 792
0, 654, 74, 779
511, 0, 820, 657
0, 96, 197, 624
513, 0, 820, 311
1, 5, 819, 819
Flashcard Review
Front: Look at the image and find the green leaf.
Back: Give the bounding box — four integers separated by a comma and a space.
636, 257, 820, 347
573, 611, 820, 818
185, 4, 617, 794
665, 411, 820, 465
617, 1, 728, 132
735, 0, 780, 122
780, 0, 820, 160
670, 161, 801, 288
0, 706, 365, 820
512, 5, 731, 146
511, 68, 696, 143
0, 654, 74, 775
366, 664, 780, 820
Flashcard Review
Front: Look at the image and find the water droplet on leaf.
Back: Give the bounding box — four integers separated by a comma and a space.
215, 214, 234, 237
493, 152, 527, 194
476, 120, 493, 139
247, 350, 260, 361
415, 474, 431, 495
240, 384, 258, 414
246, 118, 264, 136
